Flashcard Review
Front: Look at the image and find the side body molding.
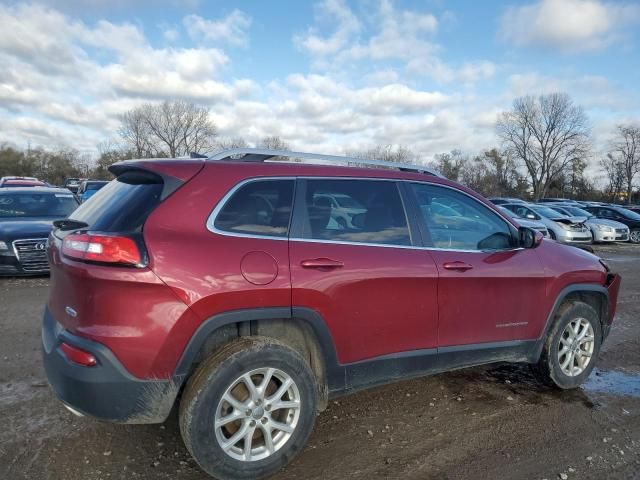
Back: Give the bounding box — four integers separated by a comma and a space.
173, 282, 611, 399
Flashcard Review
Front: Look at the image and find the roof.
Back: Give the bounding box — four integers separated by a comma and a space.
0, 186, 74, 194
0, 180, 47, 187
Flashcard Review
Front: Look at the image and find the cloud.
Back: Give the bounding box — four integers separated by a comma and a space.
500, 0, 640, 52
294, 0, 361, 55
0, 3, 254, 150
295, 0, 494, 86
297, 0, 438, 62
184, 10, 252, 47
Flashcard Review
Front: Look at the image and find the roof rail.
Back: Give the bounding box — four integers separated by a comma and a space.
208, 148, 443, 177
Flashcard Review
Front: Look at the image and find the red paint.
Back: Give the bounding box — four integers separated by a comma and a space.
240, 251, 279, 285
46, 160, 621, 380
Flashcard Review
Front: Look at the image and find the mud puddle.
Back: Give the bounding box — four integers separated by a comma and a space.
582, 369, 640, 397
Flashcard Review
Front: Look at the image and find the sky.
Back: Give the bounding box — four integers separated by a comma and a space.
0, 0, 639, 171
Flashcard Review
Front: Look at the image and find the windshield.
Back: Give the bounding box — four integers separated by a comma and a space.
531, 205, 567, 218
86, 182, 107, 191
0, 192, 78, 218
68, 172, 163, 232
560, 206, 593, 218
498, 206, 517, 218
613, 207, 640, 220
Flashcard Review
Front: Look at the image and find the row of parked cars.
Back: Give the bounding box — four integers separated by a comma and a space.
1, 176, 108, 202
0, 176, 108, 275
489, 197, 640, 245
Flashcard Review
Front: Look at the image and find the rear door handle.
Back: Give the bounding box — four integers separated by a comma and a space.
442, 261, 473, 272
300, 258, 344, 269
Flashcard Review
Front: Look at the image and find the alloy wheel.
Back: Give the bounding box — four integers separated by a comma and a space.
214, 367, 301, 462
557, 318, 595, 377
630, 230, 640, 244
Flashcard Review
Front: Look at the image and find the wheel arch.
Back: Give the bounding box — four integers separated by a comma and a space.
533, 284, 608, 360
173, 307, 343, 411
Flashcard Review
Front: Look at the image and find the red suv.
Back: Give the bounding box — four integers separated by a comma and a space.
43, 149, 621, 480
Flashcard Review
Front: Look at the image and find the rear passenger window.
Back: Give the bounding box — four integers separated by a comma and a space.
300, 179, 411, 246
410, 183, 513, 250
214, 179, 294, 237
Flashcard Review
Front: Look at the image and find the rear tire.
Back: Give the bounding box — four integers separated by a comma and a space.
531, 301, 601, 389
179, 337, 318, 480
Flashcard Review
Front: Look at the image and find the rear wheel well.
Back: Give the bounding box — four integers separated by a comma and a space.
188, 318, 329, 411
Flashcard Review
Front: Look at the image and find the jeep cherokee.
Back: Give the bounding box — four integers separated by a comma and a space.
43, 148, 621, 480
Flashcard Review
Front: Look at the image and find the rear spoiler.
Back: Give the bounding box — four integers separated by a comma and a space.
109, 159, 205, 201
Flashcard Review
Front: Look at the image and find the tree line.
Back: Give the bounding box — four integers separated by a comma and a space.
1, 95, 638, 202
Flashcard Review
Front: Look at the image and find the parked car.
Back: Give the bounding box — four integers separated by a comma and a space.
547, 204, 629, 243
502, 203, 592, 244
538, 197, 578, 203
43, 149, 621, 480
0, 187, 79, 275
622, 204, 640, 215
311, 192, 367, 228
63, 178, 82, 193
497, 206, 549, 237
583, 205, 640, 244
487, 197, 529, 205
77, 180, 109, 203
0, 176, 48, 188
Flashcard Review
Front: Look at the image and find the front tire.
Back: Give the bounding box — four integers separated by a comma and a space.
179, 337, 318, 480
630, 228, 640, 244
532, 301, 602, 389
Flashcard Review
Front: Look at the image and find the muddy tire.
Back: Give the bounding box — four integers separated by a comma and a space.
532, 301, 602, 389
179, 337, 317, 480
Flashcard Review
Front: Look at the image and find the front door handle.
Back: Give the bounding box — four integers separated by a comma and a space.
300, 258, 344, 269
442, 261, 473, 272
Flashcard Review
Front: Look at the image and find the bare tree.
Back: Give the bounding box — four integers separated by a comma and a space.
216, 137, 248, 150
119, 100, 217, 158
497, 93, 591, 200
259, 136, 290, 151
358, 144, 416, 163
431, 150, 467, 181
600, 152, 627, 202
611, 124, 640, 203
119, 108, 153, 158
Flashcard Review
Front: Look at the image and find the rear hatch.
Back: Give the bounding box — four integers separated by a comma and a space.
47, 160, 203, 335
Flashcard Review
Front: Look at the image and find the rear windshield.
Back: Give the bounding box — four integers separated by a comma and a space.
68, 171, 163, 232
0, 192, 77, 218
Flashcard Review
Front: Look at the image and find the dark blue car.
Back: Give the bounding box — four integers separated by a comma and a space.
0, 187, 79, 275
78, 180, 109, 203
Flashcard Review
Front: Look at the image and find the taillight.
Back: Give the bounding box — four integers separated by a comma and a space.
60, 342, 97, 367
61, 233, 142, 266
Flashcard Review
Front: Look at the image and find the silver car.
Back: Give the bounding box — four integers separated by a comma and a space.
497, 206, 549, 237
547, 204, 629, 243
502, 203, 592, 244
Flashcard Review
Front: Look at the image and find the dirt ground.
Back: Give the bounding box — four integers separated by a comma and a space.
1, 244, 639, 480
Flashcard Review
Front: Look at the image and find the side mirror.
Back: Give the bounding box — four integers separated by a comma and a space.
519, 227, 543, 249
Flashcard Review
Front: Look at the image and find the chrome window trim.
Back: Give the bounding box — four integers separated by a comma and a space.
207, 176, 524, 253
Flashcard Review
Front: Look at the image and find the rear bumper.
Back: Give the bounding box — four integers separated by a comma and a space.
42, 307, 180, 424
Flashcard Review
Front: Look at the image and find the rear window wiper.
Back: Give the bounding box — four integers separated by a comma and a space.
53, 219, 89, 231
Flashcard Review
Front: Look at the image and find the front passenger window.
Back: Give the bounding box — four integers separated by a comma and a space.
410, 183, 514, 250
